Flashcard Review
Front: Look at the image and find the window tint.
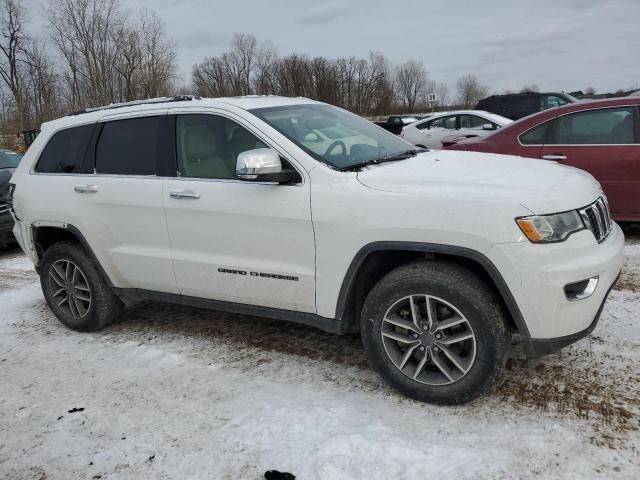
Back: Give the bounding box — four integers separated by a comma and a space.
520, 122, 550, 145
430, 116, 457, 129
35, 124, 94, 174
176, 114, 267, 179
459, 115, 488, 128
552, 107, 635, 145
96, 116, 161, 175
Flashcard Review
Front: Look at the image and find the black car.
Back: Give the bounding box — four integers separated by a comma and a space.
373, 114, 427, 135
0, 149, 22, 246
475, 92, 578, 120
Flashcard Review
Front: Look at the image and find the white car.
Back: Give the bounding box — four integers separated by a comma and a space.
401, 110, 512, 149
9, 96, 623, 405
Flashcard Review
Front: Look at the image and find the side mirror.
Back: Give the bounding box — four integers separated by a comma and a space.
236, 148, 292, 184
482, 123, 494, 131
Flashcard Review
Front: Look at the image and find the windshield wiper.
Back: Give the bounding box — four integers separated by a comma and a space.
338, 149, 420, 172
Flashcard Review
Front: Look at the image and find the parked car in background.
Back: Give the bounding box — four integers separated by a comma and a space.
446, 97, 640, 221
374, 114, 423, 135
0, 149, 23, 246
476, 92, 579, 120
401, 110, 512, 149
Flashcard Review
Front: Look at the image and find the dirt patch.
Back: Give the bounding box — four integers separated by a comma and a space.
498, 355, 639, 445
614, 270, 640, 293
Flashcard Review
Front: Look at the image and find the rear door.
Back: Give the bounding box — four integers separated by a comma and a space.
163, 109, 316, 312
540, 105, 640, 217
87, 113, 178, 293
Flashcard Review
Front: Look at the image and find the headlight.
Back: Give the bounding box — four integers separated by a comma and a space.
516, 210, 585, 243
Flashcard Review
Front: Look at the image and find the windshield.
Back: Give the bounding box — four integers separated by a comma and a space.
0, 151, 22, 169
251, 104, 415, 170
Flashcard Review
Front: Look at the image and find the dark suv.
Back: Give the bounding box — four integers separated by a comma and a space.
0, 149, 22, 246
476, 92, 578, 120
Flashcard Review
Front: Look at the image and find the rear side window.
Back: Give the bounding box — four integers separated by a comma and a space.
35, 124, 94, 174
96, 116, 161, 175
552, 107, 636, 145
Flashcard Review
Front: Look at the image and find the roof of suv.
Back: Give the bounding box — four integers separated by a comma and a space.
42, 95, 321, 131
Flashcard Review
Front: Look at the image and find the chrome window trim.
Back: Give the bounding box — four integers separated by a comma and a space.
517, 104, 639, 147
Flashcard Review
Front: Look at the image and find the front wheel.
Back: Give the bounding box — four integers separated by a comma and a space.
361, 261, 510, 405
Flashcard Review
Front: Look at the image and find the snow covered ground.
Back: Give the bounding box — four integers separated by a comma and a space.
1, 231, 638, 479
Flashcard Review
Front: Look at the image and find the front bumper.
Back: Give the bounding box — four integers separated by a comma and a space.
487, 222, 625, 356
526, 273, 618, 357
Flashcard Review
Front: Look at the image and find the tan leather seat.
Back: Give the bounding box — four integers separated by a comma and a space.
182, 126, 233, 179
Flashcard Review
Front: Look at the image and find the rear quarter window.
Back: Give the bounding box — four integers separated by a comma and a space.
34, 124, 95, 174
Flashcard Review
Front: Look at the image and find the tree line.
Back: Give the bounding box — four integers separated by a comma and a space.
9, 0, 609, 137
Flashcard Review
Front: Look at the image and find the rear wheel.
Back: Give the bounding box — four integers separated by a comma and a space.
40, 241, 123, 332
361, 261, 510, 405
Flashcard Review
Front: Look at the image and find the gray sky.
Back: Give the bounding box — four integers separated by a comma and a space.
39, 0, 640, 94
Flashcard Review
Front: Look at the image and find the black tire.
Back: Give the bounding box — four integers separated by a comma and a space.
361, 261, 510, 405
40, 241, 123, 332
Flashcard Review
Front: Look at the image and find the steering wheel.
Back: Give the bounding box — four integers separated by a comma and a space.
324, 140, 347, 157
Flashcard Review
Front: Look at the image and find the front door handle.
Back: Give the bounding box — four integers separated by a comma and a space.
74, 185, 98, 193
542, 154, 567, 161
170, 190, 200, 200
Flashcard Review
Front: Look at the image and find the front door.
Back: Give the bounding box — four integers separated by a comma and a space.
163, 111, 316, 313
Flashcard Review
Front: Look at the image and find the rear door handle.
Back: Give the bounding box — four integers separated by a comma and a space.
542, 154, 567, 161
74, 185, 98, 193
170, 190, 200, 200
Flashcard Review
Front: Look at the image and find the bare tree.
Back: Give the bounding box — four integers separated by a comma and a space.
253, 40, 277, 95
49, 0, 124, 108
22, 39, 60, 125
520, 84, 540, 93
585, 86, 596, 95
0, 0, 28, 129
395, 60, 428, 111
456, 74, 489, 108
137, 9, 177, 98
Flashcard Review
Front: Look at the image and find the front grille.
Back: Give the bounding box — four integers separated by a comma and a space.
579, 196, 612, 243
0, 201, 9, 215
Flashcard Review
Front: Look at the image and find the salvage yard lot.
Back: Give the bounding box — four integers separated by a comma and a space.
1, 229, 639, 479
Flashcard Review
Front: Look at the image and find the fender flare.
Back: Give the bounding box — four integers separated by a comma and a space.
334, 241, 531, 340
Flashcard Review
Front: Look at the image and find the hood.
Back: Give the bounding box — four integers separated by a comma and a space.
356, 150, 602, 214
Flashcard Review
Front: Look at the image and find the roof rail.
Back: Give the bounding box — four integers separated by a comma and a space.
66, 95, 201, 116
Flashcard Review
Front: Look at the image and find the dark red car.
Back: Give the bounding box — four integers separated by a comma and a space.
445, 97, 640, 221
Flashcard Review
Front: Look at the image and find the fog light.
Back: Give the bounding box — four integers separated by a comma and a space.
564, 276, 599, 301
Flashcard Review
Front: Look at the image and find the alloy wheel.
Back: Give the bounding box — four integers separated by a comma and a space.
48, 259, 92, 320
381, 294, 476, 385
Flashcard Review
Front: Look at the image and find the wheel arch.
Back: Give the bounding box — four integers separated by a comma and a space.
335, 241, 530, 340
31, 223, 114, 287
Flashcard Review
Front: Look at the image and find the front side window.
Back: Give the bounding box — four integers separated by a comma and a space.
552, 107, 635, 145
520, 122, 551, 145
35, 124, 94, 174
96, 116, 161, 175
542, 95, 568, 110
176, 114, 267, 179
251, 104, 414, 170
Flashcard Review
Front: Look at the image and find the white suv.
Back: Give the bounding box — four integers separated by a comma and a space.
8, 95, 624, 404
